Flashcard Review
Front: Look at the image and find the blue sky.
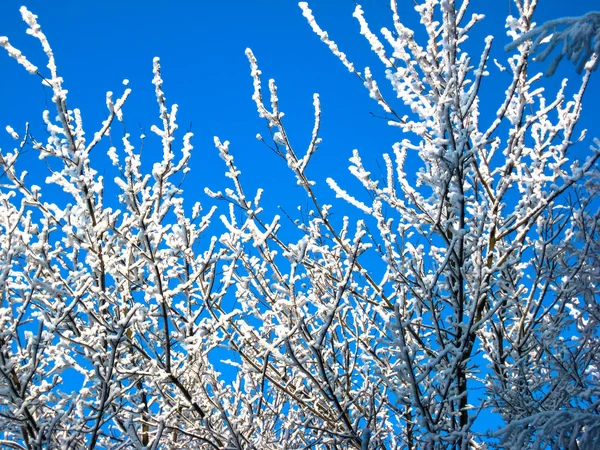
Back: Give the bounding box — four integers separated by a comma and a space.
0, 0, 598, 440
0, 0, 598, 220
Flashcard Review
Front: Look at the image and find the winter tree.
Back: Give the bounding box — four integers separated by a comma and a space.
0, 0, 598, 449
505, 9, 600, 75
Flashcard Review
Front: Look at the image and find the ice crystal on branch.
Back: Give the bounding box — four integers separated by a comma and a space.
505, 10, 600, 75
0, 1, 598, 449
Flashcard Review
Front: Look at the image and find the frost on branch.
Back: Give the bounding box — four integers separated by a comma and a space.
303, 0, 600, 448
505, 11, 600, 75
0, 1, 599, 449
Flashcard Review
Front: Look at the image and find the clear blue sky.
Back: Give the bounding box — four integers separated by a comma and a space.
0, 0, 598, 439
0, 0, 598, 219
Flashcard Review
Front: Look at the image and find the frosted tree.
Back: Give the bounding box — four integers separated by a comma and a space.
0, 1, 598, 449
297, 0, 600, 448
505, 10, 599, 75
